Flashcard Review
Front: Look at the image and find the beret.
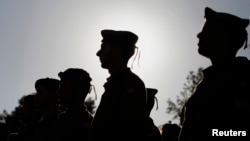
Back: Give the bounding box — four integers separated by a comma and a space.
146, 88, 159, 110
146, 88, 158, 97
101, 29, 138, 47
58, 68, 92, 84
35, 78, 60, 92
205, 7, 249, 30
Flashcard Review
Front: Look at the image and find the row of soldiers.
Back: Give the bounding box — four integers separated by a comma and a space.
2, 68, 172, 141
1, 6, 250, 141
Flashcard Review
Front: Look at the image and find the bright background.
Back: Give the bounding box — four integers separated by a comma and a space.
1, 0, 250, 126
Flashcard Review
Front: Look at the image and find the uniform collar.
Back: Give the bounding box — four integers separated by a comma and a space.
107, 67, 131, 80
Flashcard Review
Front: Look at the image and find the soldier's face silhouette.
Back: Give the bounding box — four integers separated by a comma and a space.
96, 43, 114, 69
197, 21, 227, 59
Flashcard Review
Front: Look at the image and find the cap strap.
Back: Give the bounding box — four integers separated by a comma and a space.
130, 47, 140, 69
244, 32, 249, 49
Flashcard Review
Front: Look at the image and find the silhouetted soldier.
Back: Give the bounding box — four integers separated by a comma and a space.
34, 78, 60, 141
93, 29, 147, 141
57, 68, 93, 141
145, 88, 162, 141
179, 7, 250, 141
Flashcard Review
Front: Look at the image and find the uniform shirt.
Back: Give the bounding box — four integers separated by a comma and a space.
57, 105, 93, 141
179, 57, 250, 141
92, 68, 147, 141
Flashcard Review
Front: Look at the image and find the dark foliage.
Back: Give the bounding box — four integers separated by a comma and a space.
166, 67, 203, 124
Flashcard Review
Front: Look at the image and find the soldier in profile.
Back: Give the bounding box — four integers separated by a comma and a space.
179, 7, 250, 141
57, 68, 93, 141
34, 78, 60, 141
92, 29, 147, 141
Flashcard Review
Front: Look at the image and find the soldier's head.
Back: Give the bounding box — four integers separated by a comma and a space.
96, 29, 138, 70
57, 68, 92, 106
35, 78, 60, 111
197, 7, 249, 59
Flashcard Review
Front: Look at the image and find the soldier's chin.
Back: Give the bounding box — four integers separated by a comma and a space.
101, 64, 108, 69
198, 49, 203, 55
198, 48, 206, 56
198, 50, 210, 58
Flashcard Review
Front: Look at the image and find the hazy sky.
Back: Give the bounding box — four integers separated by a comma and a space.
1, 0, 250, 126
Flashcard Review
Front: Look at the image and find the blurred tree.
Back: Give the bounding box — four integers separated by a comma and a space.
0, 94, 96, 140
0, 110, 9, 141
166, 67, 203, 125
